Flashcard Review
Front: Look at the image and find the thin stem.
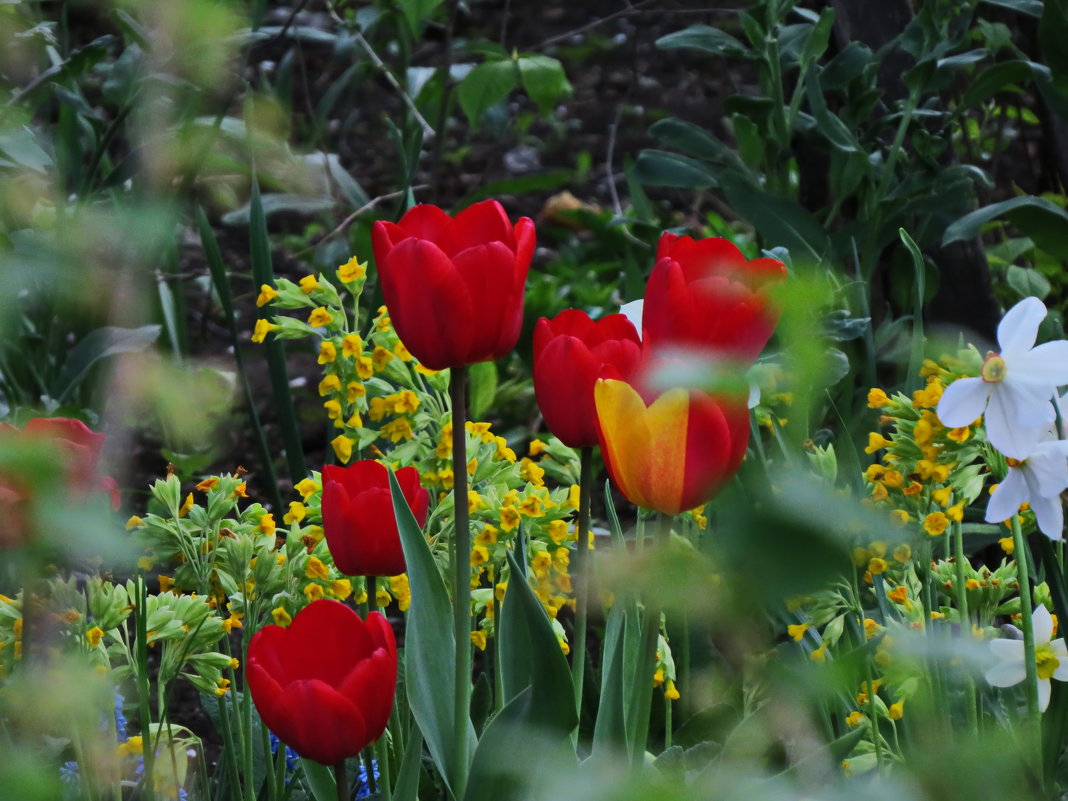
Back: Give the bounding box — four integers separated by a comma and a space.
570, 447, 594, 723
1011, 515, 1041, 756
629, 513, 670, 768
952, 517, 979, 735
449, 365, 472, 797
334, 760, 348, 801
134, 578, 156, 801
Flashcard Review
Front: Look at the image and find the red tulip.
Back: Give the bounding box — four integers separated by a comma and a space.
643, 232, 786, 361
322, 460, 429, 577
533, 309, 642, 448
247, 600, 397, 765
594, 379, 749, 515
371, 200, 535, 370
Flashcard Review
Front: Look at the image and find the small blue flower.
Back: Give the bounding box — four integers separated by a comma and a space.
59, 761, 80, 786
269, 732, 299, 774
114, 692, 128, 741
355, 759, 379, 800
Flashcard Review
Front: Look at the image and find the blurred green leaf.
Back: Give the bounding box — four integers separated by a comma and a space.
942, 196, 1068, 260
54, 325, 160, 403
517, 55, 572, 114
468, 360, 498, 421
458, 60, 519, 129
633, 150, 718, 190
655, 25, 750, 58
1006, 264, 1051, 299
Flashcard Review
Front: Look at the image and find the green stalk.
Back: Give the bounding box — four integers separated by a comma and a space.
334, 760, 347, 801
570, 447, 594, 720
952, 518, 979, 735
449, 366, 472, 797
377, 734, 392, 801
134, 578, 156, 801
1011, 515, 1042, 757
629, 513, 669, 768
216, 689, 243, 799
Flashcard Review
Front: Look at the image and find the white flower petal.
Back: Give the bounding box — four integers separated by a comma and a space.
997, 296, 1047, 357
1039, 678, 1053, 712
985, 468, 1029, 524
1054, 661, 1068, 682
1032, 494, 1065, 541
986, 659, 1027, 688
747, 381, 761, 410
990, 637, 1025, 660
985, 388, 1050, 459
619, 300, 644, 341
1034, 605, 1055, 644
1002, 380, 1058, 427
1009, 341, 1068, 388
936, 377, 989, 427
1027, 441, 1068, 498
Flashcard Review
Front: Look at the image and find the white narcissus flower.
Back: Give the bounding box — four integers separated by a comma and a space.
619, 299, 644, 339
986, 605, 1068, 712
985, 438, 1068, 539
936, 297, 1068, 459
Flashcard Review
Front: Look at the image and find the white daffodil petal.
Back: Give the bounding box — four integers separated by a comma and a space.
1039, 678, 1053, 712
1009, 341, 1068, 388
1026, 441, 1068, 497
990, 637, 1025, 661
997, 296, 1047, 357
936, 377, 989, 428
985, 659, 1027, 688
1053, 660, 1068, 682
985, 469, 1029, 524
619, 300, 644, 341
1034, 605, 1055, 644
1002, 380, 1057, 427
985, 388, 1050, 459
1032, 495, 1065, 541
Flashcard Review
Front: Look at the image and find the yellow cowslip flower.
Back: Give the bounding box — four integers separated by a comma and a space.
495, 582, 508, 603
299, 275, 319, 294
390, 575, 411, 612
471, 631, 487, 651
375, 586, 392, 608
341, 333, 363, 359
215, 678, 232, 697
467, 458, 478, 475
337, 257, 366, 284
470, 546, 490, 567
331, 435, 353, 464
345, 382, 365, 404
882, 470, 904, 489
852, 547, 870, 567
356, 355, 374, 380
999, 536, 1015, 555
324, 399, 343, 421
864, 464, 886, 483
381, 419, 414, 443
552, 547, 570, 572
845, 711, 865, 728
136, 555, 155, 571
867, 388, 889, 408
810, 643, 828, 663
868, 557, 888, 575
495, 436, 517, 463
414, 362, 437, 376
222, 612, 243, 633
869, 541, 887, 557
919, 359, 942, 378
391, 390, 419, 414
258, 513, 276, 536
125, 515, 145, 530
531, 551, 552, 580
368, 397, 388, 422
295, 477, 320, 499
947, 425, 970, 443
547, 519, 569, 544
965, 578, 980, 591
437, 468, 454, 490
871, 483, 889, 502
318, 375, 341, 396
468, 492, 484, 514
318, 340, 337, 364
117, 736, 144, 757
284, 502, 307, 525
914, 418, 933, 446
518, 494, 548, 518
558, 639, 570, 656
354, 588, 368, 605
864, 618, 879, 639
304, 584, 325, 602
87, 626, 104, 649
372, 346, 393, 372
888, 701, 904, 721
345, 412, 363, 429
566, 485, 581, 510
308, 307, 333, 327
947, 503, 964, 523
889, 510, 910, 528
196, 477, 219, 492
229, 657, 240, 669
665, 680, 680, 701
233, 482, 248, 498
331, 579, 353, 600
924, 512, 949, 536
892, 543, 911, 562
178, 493, 194, 518
788, 623, 809, 642
272, 607, 292, 627
519, 457, 545, 487
251, 319, 279, 343
887, 585, 909, 605
305, 556, 329, 580
467, 421, 492, 440
394, 341, 412, 361
903, 481, 923, 496
528, 439, 546, 456
256, 284, 278, 307
865, 432, 890, 454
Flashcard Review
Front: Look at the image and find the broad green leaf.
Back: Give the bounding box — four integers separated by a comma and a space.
392, 720, 425, 801
517, 55, 572, 114
800, 7, 835, 65
54, 325, 160, 403
1006, 264, 1051, 299
633, 149, 718, 190
458, 60, 519, 128
400, 0, 445, 35
805, 72, 858, 153
655, 24, 749, 58
300, 758, 336, 801
718, 172, 830, 259
468, 360, 498, 420
957, 60, 1032, 110
648, 117, 741, 166
592, 604, 628, 757
942, 195, 1068, 260
389, 468, 474, 798
978, 0, 1041, 16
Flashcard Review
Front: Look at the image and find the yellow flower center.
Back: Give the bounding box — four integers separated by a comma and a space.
981, 352, 1007, 383
1037, 643, 1059, 681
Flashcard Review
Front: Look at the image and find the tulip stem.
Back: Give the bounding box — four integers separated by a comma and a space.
570, 447, 594, 725
1012, 515, 1042, 760
449, 365, 472, 797
629, 513, 669, 768
334, 760, 348, 801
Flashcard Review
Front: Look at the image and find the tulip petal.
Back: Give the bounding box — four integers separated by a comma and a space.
276, 679, 370, 765
441, 199, 516, 257
396, 204, 452, 242
997, 296, 1046, 357
678, 393, 735, 513
337, 646, 397, 739
935, 377, 989, 428
450, 240, 520, 362
379, 238, 474, 370
535, 333, 602, 447
279, 600, 374, 686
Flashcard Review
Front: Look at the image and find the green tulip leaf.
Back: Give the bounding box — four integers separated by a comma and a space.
392, 719, 425, 801
592, 603, 628, 758
300, 758, 336, 801
389, 469, 475, 798
942, 195, 1068, 260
